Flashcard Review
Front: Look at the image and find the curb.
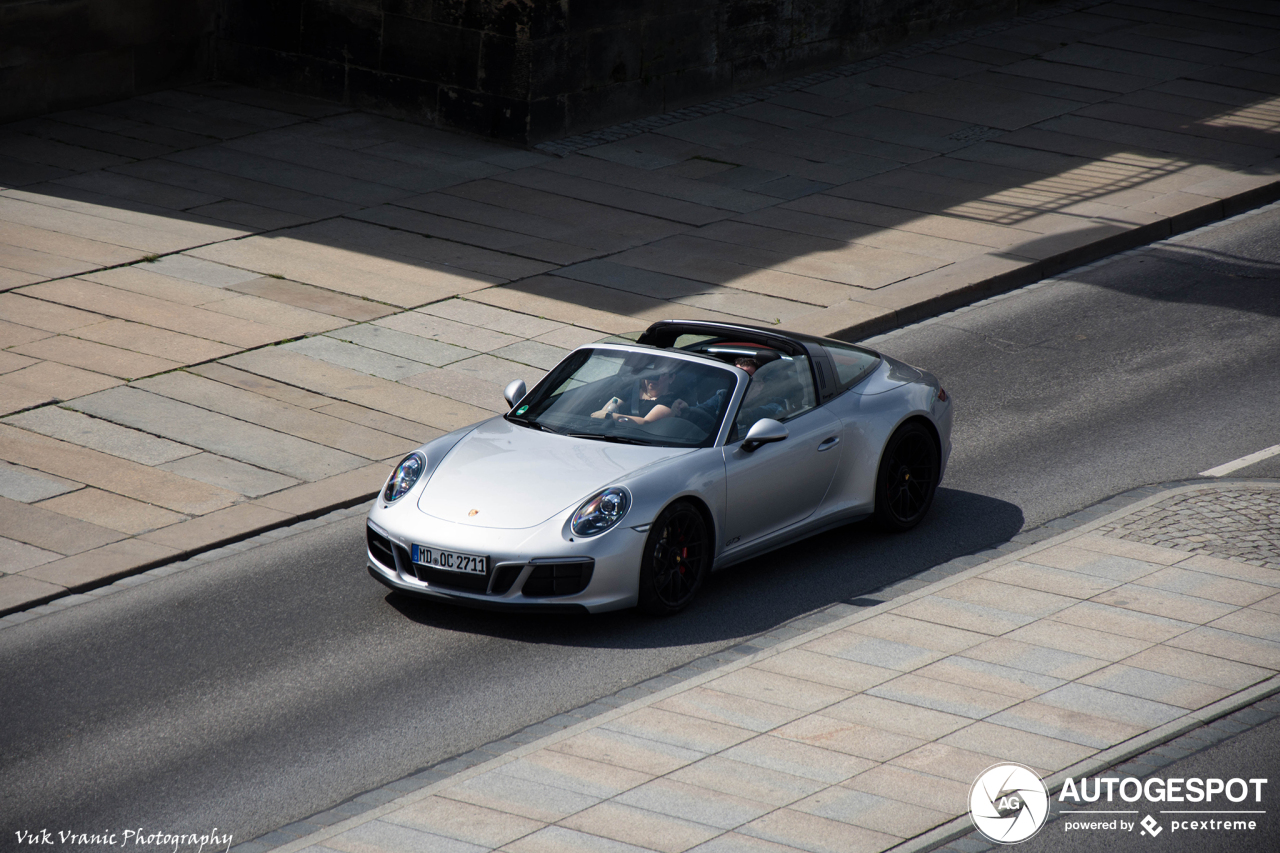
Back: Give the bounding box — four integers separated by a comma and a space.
0, 501, 374, 630
227, 478, 1280, 853
0, 489, 382, 619
819, 186, 1280, 344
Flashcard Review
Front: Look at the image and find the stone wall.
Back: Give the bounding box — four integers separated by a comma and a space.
0, 0, 214, 121
217, 0, 1043, 143
1, 0, 1052, 139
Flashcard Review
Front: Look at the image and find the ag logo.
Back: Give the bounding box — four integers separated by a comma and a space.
970, 763, 1050, 844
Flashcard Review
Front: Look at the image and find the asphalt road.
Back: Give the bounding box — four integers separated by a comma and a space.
2, 206, 1278, 848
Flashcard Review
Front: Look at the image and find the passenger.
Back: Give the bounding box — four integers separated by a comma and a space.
671, 358, 761, 429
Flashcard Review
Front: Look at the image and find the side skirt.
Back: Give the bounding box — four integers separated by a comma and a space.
711, 508, 871, 572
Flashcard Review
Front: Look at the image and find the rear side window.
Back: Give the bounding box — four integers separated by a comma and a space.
825, 341, 880, 389
674, 334, 716, 349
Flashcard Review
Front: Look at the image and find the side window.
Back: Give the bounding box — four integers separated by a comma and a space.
733, 356, 816, 438
825, 341, 880, 390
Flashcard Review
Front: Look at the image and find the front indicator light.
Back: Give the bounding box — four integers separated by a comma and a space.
571, 487, 630, 537
384, 452, 426, 502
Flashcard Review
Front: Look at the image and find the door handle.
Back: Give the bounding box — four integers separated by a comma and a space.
818, 436, 840, 451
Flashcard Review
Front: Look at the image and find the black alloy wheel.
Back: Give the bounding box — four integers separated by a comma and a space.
874, 422, 939, 532
638, 501, 708, 615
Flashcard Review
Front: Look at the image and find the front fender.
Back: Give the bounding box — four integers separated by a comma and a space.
614, 446, 727, 554
372, 420, 483, 511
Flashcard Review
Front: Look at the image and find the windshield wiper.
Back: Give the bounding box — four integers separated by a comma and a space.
506, 415, 557, 433
567, 433, 653, 445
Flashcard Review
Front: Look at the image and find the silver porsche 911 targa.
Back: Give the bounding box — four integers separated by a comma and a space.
366, 320, 952, 615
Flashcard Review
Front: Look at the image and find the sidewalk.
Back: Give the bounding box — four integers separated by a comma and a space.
3, 0, 1280, 611
243, 481, 1280, 853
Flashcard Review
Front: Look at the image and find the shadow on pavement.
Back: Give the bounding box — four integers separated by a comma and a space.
5, 1, 1280, 350
383, 486, 1024, 649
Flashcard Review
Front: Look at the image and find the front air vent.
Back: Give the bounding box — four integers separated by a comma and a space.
490, 563, 524, 595
367, 526, 395, 569
521, 559, 594, 597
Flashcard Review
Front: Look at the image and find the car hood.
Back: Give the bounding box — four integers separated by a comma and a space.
417, 418, 693, 529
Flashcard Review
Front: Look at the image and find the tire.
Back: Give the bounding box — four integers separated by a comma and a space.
874, 421, 939, 532
638, 501, 709, 615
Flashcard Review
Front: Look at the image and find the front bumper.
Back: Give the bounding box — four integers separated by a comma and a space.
365, 503, 646, 613
366, 564, 590, 613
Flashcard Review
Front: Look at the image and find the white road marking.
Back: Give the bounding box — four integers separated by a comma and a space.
1199, 444, 1280, 477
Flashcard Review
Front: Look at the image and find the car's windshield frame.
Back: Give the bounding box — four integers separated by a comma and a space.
507, 344, 747, 449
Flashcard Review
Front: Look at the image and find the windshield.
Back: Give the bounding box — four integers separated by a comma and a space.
509, 348, 737, 448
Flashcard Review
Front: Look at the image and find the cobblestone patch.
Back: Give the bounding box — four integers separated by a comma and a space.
1097, 488, 1280, 570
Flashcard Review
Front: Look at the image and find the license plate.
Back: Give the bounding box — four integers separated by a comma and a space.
411, 544, 487, 575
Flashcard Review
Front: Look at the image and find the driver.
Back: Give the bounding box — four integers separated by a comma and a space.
591, 371, 679, 425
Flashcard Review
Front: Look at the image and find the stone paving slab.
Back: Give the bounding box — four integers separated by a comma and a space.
210, 482, 1279, 853
0, 423, 237, 516
35, 486, 186, 535
68, 386, 367, 482
135, 371, 415, 460
1, 0, 1279, 616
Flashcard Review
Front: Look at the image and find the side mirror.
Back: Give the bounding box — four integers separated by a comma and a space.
503, 379, 527, 409
742, 418, 787, 452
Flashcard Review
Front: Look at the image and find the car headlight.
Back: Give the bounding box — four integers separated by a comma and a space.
384, 452, 426, 502
571, 487, 630, 537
